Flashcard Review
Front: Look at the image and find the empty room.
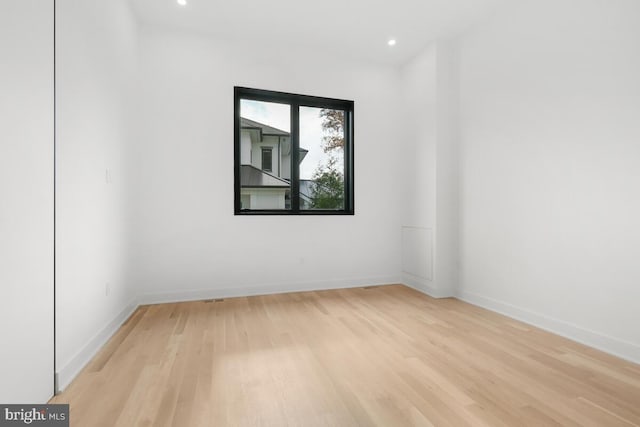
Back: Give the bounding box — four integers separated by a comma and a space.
2, 0, 640, 425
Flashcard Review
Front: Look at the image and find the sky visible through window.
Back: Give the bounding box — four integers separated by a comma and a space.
241, 99, 341, 180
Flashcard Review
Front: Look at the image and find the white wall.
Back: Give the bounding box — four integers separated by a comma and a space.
400, 41, 459, 298
55, 0, 139, 389
131, 27, 403, 302
0, 0, 54, 403
456, 0, 640, 362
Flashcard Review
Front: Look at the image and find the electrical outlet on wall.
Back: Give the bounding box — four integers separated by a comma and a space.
105, 282, 111, 297
105, 168, 112, 184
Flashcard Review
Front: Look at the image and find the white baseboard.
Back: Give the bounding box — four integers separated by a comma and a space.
456, 290, 640, 365
138, 275, 402, 305
55, 300, 139, 393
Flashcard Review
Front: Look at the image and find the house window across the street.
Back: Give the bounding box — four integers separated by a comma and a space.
261, 147, 273, 172
234, 87, 354, 215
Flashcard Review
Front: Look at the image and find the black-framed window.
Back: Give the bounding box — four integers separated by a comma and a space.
234, 87, 354, 215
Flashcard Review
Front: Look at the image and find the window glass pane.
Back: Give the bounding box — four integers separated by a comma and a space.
299, 106, 345, 210
261, 148, 273, 172
240, 99, 291, 210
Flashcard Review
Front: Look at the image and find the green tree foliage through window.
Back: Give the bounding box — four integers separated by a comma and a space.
310, 157, 344, 209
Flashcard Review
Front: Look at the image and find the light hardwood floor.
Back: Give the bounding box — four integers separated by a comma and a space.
51, 285, 640, 426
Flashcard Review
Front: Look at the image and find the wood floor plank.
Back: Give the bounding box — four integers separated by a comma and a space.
51, 285, 640, 426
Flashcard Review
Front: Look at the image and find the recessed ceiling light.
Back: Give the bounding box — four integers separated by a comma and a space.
387, 39, 397, 47
177, 0, 187, 6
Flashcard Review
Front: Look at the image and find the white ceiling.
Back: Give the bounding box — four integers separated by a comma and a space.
130, 0, 504, 65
